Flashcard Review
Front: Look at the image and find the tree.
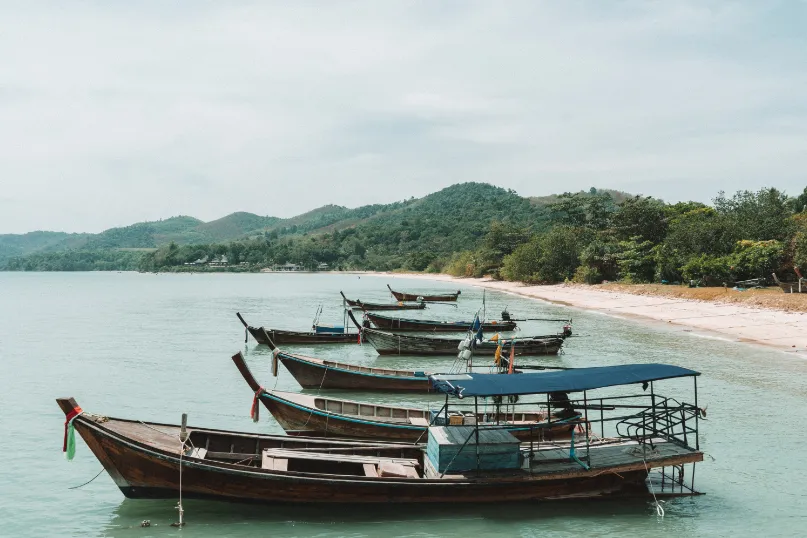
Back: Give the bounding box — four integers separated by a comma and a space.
612, 196, 668, 244
664, 207, 734, 258
616, 238, 656, 283
548, 192, 616, 230
713, 188, 791, 242
729, 240, 784, 280
501, 238, 543, 282
790, 187, 807, 214
484, 221, 530, 258
576, 237, 620, 283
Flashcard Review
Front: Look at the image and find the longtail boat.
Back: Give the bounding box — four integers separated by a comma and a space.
232, 353, 578, 442
267, 349, 435, 391
262, 350, 564, 392
58, 364, 704, 504
237, 312, 360, 345
340, 291, 427, 311
364, 311, 517, 332
362, 327, 564, 356
387, 284, 460, 302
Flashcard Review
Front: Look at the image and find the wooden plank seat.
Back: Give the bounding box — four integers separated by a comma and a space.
378, 461, 418, 478
408, 417, 430, 426
261, 448, 420, 469
363, 463, 378, 477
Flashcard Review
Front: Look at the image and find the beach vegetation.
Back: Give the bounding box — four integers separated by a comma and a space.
4, 182, 806, 287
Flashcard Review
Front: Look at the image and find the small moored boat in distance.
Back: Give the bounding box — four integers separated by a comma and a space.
772, 271, 807, 293
361, 327, 564, 356
387, 284, 461, 302
364, 311, 517, 332
237, 312, 360, 345
340, 291, 427, 311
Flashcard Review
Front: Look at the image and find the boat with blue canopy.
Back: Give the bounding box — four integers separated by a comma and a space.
57, 362, 705, 506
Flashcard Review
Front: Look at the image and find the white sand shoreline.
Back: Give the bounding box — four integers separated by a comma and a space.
372, 273, 807, 354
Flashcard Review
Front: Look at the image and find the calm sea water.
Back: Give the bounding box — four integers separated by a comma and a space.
1, 272, 806, 537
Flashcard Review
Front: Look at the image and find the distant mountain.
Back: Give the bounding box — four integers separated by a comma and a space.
0, 213, 278, 264
0, 230, 89, 265
1, 183, 637, 270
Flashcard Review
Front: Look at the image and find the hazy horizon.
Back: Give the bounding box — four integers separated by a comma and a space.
3, 2, 806, 234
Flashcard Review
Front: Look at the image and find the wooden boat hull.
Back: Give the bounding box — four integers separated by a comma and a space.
278, 352, 433, 392
363, 329, 563, 356
252, 328, 358, 345
262, 392, 428, 442
366, 312, 517, 332
260, 391, 578, 443
341, 292, 427, 311
388, 284, 460, 302
57, 397, 703, 505
231, 353, 576, 443
67, 413, 660, 503
237, 312, 360, 346
777, 282, 807, 293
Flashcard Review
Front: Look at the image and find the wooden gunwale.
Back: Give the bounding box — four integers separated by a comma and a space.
362, 328, 564, 356
340, 292, 427, 311
387, 284, 460, 302
365, 312, 518, 332
237, 312, 359, 346
259, 389, 578, 442
276, 351, 434, 392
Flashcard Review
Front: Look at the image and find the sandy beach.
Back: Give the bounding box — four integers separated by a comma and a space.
376, 273, 807, 354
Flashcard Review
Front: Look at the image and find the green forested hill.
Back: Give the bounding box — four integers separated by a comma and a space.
7, 182, 807, 287
0, 231, 89, 265
3, 183, 549, 270
134, 183, 558, 272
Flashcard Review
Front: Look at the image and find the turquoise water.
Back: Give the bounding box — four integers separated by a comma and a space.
1, 272, 806, 537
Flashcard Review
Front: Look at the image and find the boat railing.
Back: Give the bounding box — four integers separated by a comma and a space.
615, 396, 700, 450
437, 391, 701, 451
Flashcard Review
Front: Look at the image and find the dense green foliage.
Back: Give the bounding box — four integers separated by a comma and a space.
5, 183, 807, 286
497, 187, 805, 285
4, 249, 144, 271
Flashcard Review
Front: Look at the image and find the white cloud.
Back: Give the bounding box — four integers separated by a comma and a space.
0, 1, 805, 233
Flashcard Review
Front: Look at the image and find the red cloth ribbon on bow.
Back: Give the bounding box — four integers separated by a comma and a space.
250, 388, 264, 422
63, 406, 83, 452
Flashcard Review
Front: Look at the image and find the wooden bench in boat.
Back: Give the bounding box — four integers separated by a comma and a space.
261, 448, 420, 477
408, 417, 429, 426
261, 454, 288, 471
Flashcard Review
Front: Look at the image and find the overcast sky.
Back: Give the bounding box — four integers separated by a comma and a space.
2, 2, 806, 234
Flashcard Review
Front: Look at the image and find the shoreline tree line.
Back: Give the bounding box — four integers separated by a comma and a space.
5, 183, 807, 286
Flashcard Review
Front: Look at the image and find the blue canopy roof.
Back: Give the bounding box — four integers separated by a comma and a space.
430, 364, 699, 398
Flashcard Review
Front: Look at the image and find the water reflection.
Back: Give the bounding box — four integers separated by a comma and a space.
102, 495, 698, 538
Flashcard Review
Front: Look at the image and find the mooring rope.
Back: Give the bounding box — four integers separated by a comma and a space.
640, 450, 664, 517
68, 467, 105, 489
